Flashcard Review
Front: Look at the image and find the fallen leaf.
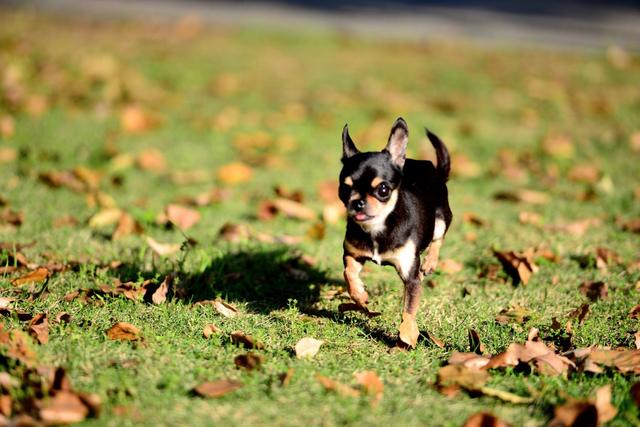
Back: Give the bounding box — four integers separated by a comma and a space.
121, 105, 158, 134
143, 274, 174, 305
462, 212, 487, 227
272, 198, 316, 221
0, 297, 15, 309
595, 247, 620, 271
230, 331, 264, 350
468, 329, 485, 354
213, 300, 239, 318
568, 303, 590, 324
294, 337, 324, 358
106, 322, 140, 341
193, 379, 242, 398
548, 385, 616, 427
551, 218, 602, 236
0, 208, 23, 226
322, 202, 346, 224
135, 148, 166, 173
354, 371, 383, 405
234, 352, 263, 371
436, 365, 490, 397
542, 134, 574, 158
166, 204, 201, 231
146, 236, 181, 257
4, 328, 37, 366
11, 267, 49, 286
463, 412, 510, 427
439, 259, 463, 274
217, 162, 253, 185
493, 249, 538, 285
621, 218, 640, 234
55, 312, 71, 324
88, 208, 122, 228
203, 324, 222, 338
495, 305, 531, 325
112, 212, 143, 240
315, 374, 360, 398
493, 189, 549, 205
53, 215, 79, 228
518, 211, 542, 226
279, 368, 295, 387
426, 330, 445, 348
28, 313, 49, 345
568, 164, 600, 183
39, 391, 89, 424
580, 348, 640, 374
218, 222, 251, 242
0, 115, 15, 139
578, 281, 608, 302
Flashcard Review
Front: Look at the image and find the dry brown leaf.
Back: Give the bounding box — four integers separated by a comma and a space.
317, 180, 338, 204
230, 331, 264, 350
53, 215, 79, 228
39, 391, 89, 424
462, 212, 487, 227
463, 412, 510, 427
234, 352, 263, 371
621, 218, 640, 234
594, 385, 618, 422
439, 259, 463, 274
451, 153, 482, 178
121, 105, 158, 134
217, 162, 253, 185
11, 267, 49, 286
542, 134, 574, 158
203, 323, 222, 338
322, 202, 346, 224
519, 211, 542, 226
581, 348, 640, 374
568, 164, 600, 183
595, 247, 620, 271
398, 312, 419, 348
495, 305, 531, 325
294, 337, 324, 358
0, 297, 15, 309
0, 147, 16, 163
4, 328, 37, 366
468, 329, 485, 354
106, 322, 140, 341
55, 312, 71, 324
136, 148, 166, 173
218, 222, 251, 242
493, 249, 538, 285
315, 374, 360, 398
88, 208, 122, 228
426, 330, 445, 348
166, 204, 201, 231
568, 303, 590, 325
548, 385, 616, 427
354, 371, 383, 405
0, 208, 23, 226
28, 313, 49, 345
272, 198, 316, 221
193, 379, 242, 398
112, 212, 143, 240
578, 281, 608, 302
493, 189, 549, 205
436, 364, 490, 397
279, 368, 295, 387
144, 274, 174, 305
213, 300, 239, 318
0, 115, 15, 139
629, 305, 640, 320
146, 236, 181, 257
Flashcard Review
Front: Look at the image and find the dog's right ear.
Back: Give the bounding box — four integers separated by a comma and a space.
342, 124, 359, 161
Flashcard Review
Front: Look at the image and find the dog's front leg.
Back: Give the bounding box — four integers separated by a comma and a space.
343, 254, 369, 308
395, 248, 422, 348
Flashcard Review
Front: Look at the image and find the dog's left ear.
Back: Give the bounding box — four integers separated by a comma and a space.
342, 124, 359, 160
384, 117, 408, 168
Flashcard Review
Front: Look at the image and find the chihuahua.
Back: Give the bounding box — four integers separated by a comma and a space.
338, 117, 452, 347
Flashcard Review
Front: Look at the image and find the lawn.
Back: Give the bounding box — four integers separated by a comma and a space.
1, 10, 639, 426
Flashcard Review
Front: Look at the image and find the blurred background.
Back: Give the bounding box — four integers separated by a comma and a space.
4, 0, 640, 50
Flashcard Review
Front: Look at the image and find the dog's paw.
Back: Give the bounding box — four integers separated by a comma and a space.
420, 257, 438, 275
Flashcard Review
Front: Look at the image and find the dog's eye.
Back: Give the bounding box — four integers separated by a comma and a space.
376, 183, 390, 198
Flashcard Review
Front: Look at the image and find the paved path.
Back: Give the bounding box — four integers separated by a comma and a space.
3, 0, 640, 51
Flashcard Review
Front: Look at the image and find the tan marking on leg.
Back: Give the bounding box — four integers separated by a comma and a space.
343, 176, 353, 186
371, 177, 383, 188
344, 254, 368, 307
399, 280, 422, 348
344, 240, 372, 259
421, 239, 442, 275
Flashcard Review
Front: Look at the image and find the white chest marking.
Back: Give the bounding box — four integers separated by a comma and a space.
433, 217, 446, 241
380, 240, 417, 279
372, 242, 381, 264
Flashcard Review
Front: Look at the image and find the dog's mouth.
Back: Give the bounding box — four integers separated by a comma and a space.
352, 212, 374, 222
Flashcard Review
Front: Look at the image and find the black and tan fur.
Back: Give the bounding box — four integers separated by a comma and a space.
338, 117, 452, 347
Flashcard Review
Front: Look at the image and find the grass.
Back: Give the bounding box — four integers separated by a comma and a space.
1, 10, 640, 426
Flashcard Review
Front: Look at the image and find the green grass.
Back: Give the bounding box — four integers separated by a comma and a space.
1, 10, 640, 426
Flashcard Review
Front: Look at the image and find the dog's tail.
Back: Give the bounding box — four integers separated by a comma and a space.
425, 128, 451, 181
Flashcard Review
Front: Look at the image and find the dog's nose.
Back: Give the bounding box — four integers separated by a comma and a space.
352, 199, 365, 212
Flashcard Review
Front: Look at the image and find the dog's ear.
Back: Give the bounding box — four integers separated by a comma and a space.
384, 117, 408, 168
342, 124, 359, 160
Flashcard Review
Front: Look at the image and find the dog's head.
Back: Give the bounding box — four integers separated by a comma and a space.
338, 117, 408, 232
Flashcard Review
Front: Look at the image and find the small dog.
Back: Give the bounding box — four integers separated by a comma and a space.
338, 117, 452, 347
